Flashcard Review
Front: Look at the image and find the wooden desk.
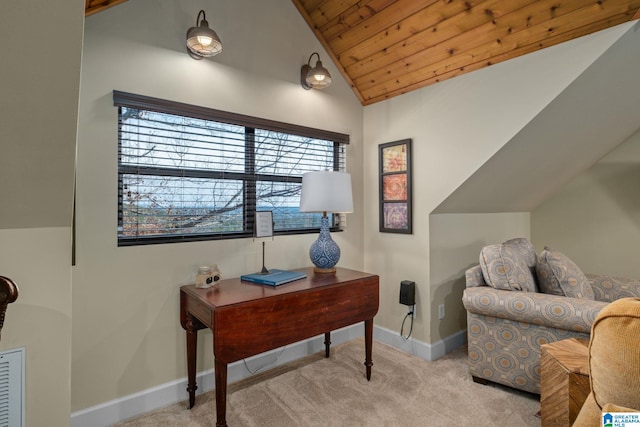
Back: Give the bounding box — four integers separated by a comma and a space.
540, 338, 590, 427
180, 267, 379, 427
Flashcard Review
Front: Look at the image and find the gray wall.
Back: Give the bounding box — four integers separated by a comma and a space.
532, 129, 640, 278
75, 0, 364, 413
0, 1, 84, 426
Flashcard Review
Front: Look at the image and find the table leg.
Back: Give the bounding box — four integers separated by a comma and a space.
364, 318, 373, 381
185, 317, 198, 408
324, 332, 331, 358
215, 358, 228, 427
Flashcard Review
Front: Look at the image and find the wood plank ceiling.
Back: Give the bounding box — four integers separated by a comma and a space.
293, 0, 640, 105
85, 0, 128, 17
85, 1, 640, 105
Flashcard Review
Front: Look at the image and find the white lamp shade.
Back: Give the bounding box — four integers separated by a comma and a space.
299, 171, 353, 213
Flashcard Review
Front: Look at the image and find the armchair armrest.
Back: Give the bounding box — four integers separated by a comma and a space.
587, 273, 640, 302
463, 286, 607, 334
465, 265, 487, 288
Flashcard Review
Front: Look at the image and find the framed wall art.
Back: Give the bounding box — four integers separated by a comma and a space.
379, 139, 412, 234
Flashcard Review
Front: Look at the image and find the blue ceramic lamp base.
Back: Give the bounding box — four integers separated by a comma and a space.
309, 215, 340, 273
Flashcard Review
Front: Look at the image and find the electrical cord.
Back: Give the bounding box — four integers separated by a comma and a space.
243, 346, 287, 374
400, 306, 414, 340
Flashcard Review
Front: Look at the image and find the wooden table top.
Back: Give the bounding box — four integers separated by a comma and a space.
541, 338, 590, 376
180, 267, 379, 309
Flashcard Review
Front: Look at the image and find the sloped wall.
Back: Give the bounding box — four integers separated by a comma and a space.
363, 21, 635, 345
532, 129, 640, 279
434, 21, 640, 215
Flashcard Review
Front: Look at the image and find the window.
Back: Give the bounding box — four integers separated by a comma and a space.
113, 91, 349, 246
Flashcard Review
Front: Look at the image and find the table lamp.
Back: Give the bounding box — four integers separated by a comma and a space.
299, 171, 353, 273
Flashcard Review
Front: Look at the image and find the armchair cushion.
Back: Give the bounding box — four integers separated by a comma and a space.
479, 243, 537, 292
536, 246, 594, 300
504, 237, 537, 268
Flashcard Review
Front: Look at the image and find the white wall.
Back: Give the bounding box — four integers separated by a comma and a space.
532, 129, 640, 278
0, 1, 83, 426
362, 25, 628, 344
75, 0, 364, 412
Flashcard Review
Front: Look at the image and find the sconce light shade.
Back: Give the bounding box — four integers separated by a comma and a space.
301, 52, 332, 90
186, 10, 222, 60
299, 171, 353, 273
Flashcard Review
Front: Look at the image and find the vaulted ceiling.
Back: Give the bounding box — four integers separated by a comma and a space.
85, 0, 128, 17
292, 0, 640, 105
87, 1, 640, 105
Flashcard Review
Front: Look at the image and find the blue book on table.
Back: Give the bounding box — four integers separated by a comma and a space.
240, 269, 307, 286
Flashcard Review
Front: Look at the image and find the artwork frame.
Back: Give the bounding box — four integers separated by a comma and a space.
379, 139, 412, 234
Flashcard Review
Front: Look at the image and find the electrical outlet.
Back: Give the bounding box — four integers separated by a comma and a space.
438, 304, 445, 320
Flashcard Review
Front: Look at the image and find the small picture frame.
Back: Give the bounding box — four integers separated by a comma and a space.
255, 211, 274, 238
379, 139, 412, 234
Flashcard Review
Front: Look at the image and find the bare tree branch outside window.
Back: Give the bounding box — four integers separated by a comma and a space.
115, 99, 348, 246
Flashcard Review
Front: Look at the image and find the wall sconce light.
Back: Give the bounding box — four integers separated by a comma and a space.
186, 10, 222, 60
300, 52, 332, 90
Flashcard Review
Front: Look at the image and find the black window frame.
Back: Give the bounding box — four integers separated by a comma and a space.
113, 91, 349, 246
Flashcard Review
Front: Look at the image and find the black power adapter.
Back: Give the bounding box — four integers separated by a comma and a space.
399, 280, 415, 306
399, 280, 416, 339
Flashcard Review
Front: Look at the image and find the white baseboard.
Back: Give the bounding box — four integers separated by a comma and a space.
373, 325, 467, 362
70, 325, 466, 427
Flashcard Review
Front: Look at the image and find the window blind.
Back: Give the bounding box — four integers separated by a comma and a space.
113, 91, 349, 246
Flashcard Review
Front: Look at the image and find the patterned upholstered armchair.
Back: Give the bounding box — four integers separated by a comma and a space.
462, 238, 640, 394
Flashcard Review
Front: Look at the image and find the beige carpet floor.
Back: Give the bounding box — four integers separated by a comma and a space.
114, 338, 540, 426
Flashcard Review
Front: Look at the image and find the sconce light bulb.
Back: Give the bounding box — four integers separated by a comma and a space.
197, 35, 213, 47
